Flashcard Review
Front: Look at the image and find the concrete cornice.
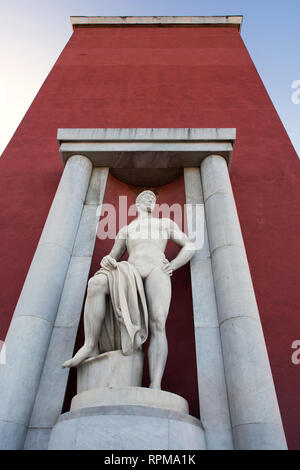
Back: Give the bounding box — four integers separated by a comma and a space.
70, 16, 243, 31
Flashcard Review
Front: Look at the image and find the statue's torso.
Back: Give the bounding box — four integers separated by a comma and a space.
125, 217, 170, 279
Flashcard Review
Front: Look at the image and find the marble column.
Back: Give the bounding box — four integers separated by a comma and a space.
184, 168, 233, 450
0, 155, 93, 449
201, 154, 287, 450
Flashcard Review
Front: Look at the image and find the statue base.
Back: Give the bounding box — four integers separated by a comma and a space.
71, 386, 189, 414
48, 348, 206, 449
73, 348, 189, 415
77, 349, 144, 391
48, 403, 206, 450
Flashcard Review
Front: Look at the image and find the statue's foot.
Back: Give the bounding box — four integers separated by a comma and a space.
62, 345, 99, 368
62, 357, 78, 369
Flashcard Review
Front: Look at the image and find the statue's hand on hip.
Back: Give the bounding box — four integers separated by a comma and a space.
100, 255, 117, 270
161, 258, 173, 277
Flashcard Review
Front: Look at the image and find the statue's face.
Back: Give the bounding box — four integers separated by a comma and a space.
136, 191, 156, 213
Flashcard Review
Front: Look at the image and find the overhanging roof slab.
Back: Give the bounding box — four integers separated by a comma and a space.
57, 128, 236, 186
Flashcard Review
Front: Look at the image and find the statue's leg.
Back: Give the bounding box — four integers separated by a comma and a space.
144, 267, 171, 390
62, 274, 109, 368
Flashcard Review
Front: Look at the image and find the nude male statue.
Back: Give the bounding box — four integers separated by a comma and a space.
62, 190, 196, 390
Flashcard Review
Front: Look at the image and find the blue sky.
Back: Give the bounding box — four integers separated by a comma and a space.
0, 0, 299, 156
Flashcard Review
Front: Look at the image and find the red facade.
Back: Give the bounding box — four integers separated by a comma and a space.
0, 23, 299, 448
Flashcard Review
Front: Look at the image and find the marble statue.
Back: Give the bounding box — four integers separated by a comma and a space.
62, 190, 196, 389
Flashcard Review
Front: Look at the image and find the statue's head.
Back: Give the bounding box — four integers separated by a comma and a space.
136, 190, 156, 213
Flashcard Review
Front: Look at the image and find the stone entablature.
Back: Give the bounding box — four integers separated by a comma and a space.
58, 128, 235, 186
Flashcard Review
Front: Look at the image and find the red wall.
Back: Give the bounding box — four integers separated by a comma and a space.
0, 24, 299, 448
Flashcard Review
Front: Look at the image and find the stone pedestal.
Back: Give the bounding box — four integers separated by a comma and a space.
71, 386, 190, 414
48, 405, 206, 450
49, 349, 206, 450
77, 349, 144, 391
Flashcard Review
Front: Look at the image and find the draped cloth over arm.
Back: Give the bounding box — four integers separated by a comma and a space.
94, 261, 148, 355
